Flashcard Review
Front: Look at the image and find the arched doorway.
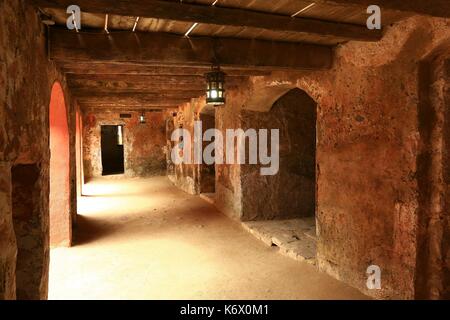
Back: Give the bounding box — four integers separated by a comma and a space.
241, 88, 317, 221
49, 82, 71, 247
240, 88, 317, 263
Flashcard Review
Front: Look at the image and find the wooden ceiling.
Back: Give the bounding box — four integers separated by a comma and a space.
29, 0, 448, 111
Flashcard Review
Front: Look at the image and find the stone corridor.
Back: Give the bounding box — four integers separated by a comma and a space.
1, 0, 449, 302
49, 177, 366, 300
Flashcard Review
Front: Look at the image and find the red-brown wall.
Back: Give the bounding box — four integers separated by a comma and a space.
0, 0, 77, 299
83, 111, 169, 179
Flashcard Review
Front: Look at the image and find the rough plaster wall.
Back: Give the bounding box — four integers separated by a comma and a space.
0, 0, 75, 299
167, 99, 203, 195
214, 87, 245, 220
240, 88, 316, 221
170, 16, 449, 299
83, 111, 168, 179
167, 92, 245, 220
444, 61, 450, 299
415, 52, 450, 299
11, 164, 43, 300
244, 16, 449, 299
49, 82, 71, 248
199, 113, 215, 193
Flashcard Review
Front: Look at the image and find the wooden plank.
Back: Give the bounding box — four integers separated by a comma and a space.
72, 89, 206, 97
68, 74, 207, 83
76, 92, 204, 102
82, 106, 178, 113
49, 28, 332, 70
59, 62, 271, 76
67, 74, 234, 93
76, 95, 191, 106
30, 0, 381, 41
79, 102, 186, 108
70, 82, 206, 93
311, 0, 450, 18
67, 75, 207, 91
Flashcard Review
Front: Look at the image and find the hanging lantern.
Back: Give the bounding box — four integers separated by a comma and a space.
139, 111, 146, 124
205, 66, 225, 106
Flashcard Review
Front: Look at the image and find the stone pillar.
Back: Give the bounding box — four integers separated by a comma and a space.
0, 161, 17, 300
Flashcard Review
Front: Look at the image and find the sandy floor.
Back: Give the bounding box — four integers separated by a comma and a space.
49, 177, 368, 300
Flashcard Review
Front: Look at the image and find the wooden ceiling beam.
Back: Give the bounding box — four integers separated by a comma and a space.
311, 0, 450, 18
76, 92, 203, 103
69, 83, 206, 93
68, 75, 206, 91
59, 62, 271, 76
79, 102, 185, 108
77, 99, 190, 107
31, 0, 381, 41
82, 107, 175, 113
66, 74, 247, 93
49, 28, 332, 70
68, 74, 207, 83
72, 89, 206, 97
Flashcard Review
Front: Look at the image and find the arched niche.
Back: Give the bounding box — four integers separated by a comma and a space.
240, 88, 317, 222
49, 81, 71, 247
243, 82, 298, 112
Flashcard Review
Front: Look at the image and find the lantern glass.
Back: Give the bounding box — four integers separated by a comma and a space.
205, 67, 226, 106
139, 112, 146, 124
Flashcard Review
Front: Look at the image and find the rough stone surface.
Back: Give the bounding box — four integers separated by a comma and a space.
0, 162, 16, 300
415, 48, 450, 299
167, 98, 205, 195
0, 0, 76, 299
243, 218, 317, 265
0, 0, 449, 302
172, 16, 450, 299
83, 111, 168, 179
49, 177, 368, 300
199, 112, 216, 194
11, 164, 44, 300
241, 88, 316, 221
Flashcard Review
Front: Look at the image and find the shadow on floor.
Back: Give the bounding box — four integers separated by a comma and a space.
73, 215, 117, 246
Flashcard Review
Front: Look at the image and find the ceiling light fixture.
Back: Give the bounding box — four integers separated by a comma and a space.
139, 111, 146, 124
205, 65, 226, 106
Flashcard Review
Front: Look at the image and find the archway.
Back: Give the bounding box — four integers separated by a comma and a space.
241, 88, 317, 221
49, 82, 71, 247
240, 88, 317, 263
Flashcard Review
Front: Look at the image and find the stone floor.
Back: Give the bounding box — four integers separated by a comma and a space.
49, 177, 367, 300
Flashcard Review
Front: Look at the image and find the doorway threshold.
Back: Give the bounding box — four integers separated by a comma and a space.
242, 217, 317, 265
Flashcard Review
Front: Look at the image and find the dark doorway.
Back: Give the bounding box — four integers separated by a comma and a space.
101, 125, 125, 175
241, 88, 317, 221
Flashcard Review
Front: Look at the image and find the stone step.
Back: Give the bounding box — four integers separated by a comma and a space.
242, 218, 317, 266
